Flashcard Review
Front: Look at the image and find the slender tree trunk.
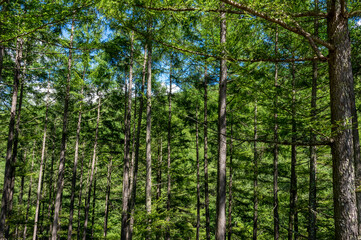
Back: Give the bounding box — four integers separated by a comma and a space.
82, 95, 101, 240
68, 80, 85, 240
121, 31, 134, 240
203, 66, 211, 240
165, 61, 172, 240
77, 143, 86, 240
48, 120, 57, 238
216, 4, 227, 239
327, 1, 359, 239
145, 41, 153, 238
51, 18, 74, 240
15, 150, 26, 239
0, 44, 3, 82
129, 89, 137, 206
8, 62, 26, 232
273, 29, 280, 240
253, 100, 258, 240
23, 143, 35, 240
104, 157, 112, 238
128, 45, 148, 240
33, 81, 51, 239
196, 107, 200, 240
309, 2, 318, 239
91, 166, 97, 239
0, 38, 23, 238
227, 120, 233, 240
156, 138, 163, 201
288, 61, 298, 240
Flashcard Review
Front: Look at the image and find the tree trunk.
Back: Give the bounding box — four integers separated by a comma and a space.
23, 143, 35, 240
196, 107, 200, 240
253, 100, 258, 240
288, 61, 298, 240
203, 66, 211, 240
327, 1, 359, 239
82, 95, 101, 240
145, 41, 153, 238
156, 138, 163, 202
165, 61, 172, 240
51, 18, 74, 240
309, 2, 318, 239
77, 143, 86, 240
121, 31, 134, 240
67, 83, 84, 240
128, 44, 148, 240
91, 166, 97, 239
0, 37, 23, 238
15, 150, 26, 239
273, 29, 280, 240
227, 120, 233, 240
8, 62, 26, 232
0, 44, 3, 82
48, 120, 57, 238
216, 4, 227, 239
104, 157, 112, 238
33, 81, 50, 240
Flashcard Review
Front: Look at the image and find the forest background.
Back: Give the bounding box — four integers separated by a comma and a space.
0, 0, 361, 239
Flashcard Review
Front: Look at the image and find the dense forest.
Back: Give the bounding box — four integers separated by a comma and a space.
1, 0, 361, 239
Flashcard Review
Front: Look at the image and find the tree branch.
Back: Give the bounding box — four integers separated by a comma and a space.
220, 0, 334, 50
349, 10, 361, 18
136, 4, 327, 18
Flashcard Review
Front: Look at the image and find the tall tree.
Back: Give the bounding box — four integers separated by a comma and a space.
0, 37, 23, 238
165, 61, 172, 240
33, 81, 51, 239
82, 94, 101, 240
51, 18, 75, 239
145, 40, 153, 238
203, 66, 211, 240
216, 4, 227, 239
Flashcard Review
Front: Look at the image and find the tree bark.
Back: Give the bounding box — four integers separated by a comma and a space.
288, 61, 298, 240
165, 61, 172, 240
23, 143, 35, 240
33, 81, 50, 240
82, 95, 101, 240
104, 157, 112, 238
145, 41, 153, 238
121, 31, 134, 240
273, 29, 280, 240
203, 66, 211, 240
227, 120, 233, 240
0, 37, 23, 238
67, 83, 84, 240
128, 44, 148, 240
156, 138, 163, 202
216, 4, 227, 239
15, 150, 26, 239
51, 18, 74, 240
48, 119, 57, 237
196, 107, 200, 240
77, 143, 86, 240
91, 166, 97, 239
327, 1, 359, 239
253, 100, 258, 240
309, 2, 319, 239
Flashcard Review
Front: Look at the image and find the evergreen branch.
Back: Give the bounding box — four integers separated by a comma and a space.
349, 10, 361, 17
220, 0, 334, 50
127, 23, 327, 62
136, 4, 327, 18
